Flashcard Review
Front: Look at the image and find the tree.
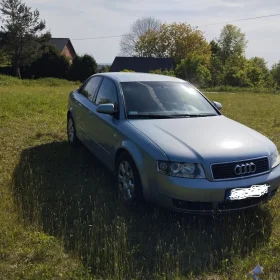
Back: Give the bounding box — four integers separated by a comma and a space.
0, 0, 50, 78
210, 40, 221, 56
120, 17, 161, 56
175, 54, 211, 87
209, 55, 224, 87
135, 29, 161, 57
217, 24, 247, 63
28, 45, 70, 79
246, 57, 273, 88
271, 62, 280, 88
135, 23, 211, 65
69, 54, 97, 82
222, 56, 250, 87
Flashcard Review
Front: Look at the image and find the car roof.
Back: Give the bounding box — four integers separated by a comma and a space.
96, 72, 185, 83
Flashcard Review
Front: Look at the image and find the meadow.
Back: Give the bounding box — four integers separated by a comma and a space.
0, 75, 280, 279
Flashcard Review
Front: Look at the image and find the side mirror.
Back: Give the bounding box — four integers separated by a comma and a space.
97, 103, 117, 115
213, 101, 222, 110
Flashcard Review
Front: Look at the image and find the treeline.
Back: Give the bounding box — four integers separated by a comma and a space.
1, 0, 280, 87
21, 46, 98, 82
121, 18, 280, 89
0, 0, 100, 82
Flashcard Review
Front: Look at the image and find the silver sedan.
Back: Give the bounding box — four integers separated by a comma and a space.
67, 72, 280, 213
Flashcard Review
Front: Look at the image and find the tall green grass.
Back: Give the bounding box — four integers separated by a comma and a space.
0, 75, 280, 279
0, 74, 80, 87
202, 85, 280, 94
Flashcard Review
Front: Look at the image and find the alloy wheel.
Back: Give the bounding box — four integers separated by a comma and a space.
118, 160, 135, 202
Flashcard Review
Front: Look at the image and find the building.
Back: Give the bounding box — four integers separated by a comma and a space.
110, 57, 175, 73
48, 38, 77, 63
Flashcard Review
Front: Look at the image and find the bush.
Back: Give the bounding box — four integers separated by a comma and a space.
0, 74, 80, 87
120, 69, 135, 72
69, 54, 98, 82
202, 85, 279, 94
149, 69, 176, 77
271, 62, 280, 89
27, 46, 70, 79
176, 55, 211, 87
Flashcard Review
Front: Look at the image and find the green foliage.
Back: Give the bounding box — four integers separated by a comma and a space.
203, 85, 280, 94
135, 22, 211, 65
222, 57, 250, 87
176, 54, 211, 87
27, 45, 70, 79
246, 57, 273, 88
0, 74, 80, 87
120, 69, 135, 72
271, 62, 280, 89
0, 50, 10, 66
120, 20, 278, 91
208, 55, 224, 87
69, 54, 98, 82
220, 56, 274, 88
149, 68, 176, 77
0, 0, 51, 78
210, 40, 221, 56
217, 24, 247, 63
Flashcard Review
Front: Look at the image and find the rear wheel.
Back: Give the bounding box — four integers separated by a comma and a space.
116, 153, 142, 206
67, 115, 80, 146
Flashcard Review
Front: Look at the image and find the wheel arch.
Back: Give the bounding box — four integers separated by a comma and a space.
115, 142, 146, 188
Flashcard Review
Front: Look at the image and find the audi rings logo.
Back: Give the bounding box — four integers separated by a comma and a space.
234, 163, 256, 176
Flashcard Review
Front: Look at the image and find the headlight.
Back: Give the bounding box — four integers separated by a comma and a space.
271, 149, 280, 168
157, 161, 206, 178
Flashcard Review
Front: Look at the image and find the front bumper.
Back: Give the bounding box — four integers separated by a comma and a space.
153, 164, 280, 213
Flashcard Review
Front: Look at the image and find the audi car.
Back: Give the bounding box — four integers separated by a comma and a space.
67, 72, 280, 213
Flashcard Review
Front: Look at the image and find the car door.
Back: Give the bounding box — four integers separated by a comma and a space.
85, 77, 120, 168
74, 76, 103, 147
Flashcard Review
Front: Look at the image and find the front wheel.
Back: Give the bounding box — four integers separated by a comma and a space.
67, 115, 80, 146
116, 153, 142, 206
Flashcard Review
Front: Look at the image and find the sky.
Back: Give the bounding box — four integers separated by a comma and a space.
25, 0, 280, 67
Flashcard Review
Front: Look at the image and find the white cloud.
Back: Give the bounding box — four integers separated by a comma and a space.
24, 0, 280, 66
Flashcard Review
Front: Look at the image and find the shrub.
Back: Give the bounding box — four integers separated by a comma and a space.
176, 55, 211, 87
28, 46, 70, 79
69, 54, 98, 82
149, 69, 176, 77
120, 69, 135, 72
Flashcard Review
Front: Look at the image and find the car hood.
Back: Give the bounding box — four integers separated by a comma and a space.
129, 116, 275, 163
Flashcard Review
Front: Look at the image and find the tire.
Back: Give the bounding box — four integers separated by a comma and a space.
116, 152, 143, 206
67, 115, 80, 146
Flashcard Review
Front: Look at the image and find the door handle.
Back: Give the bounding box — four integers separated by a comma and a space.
76, 101, 82, 107
88, 111, 94, 117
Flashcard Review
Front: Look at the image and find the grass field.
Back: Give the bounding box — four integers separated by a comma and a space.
1, 75, 280, 279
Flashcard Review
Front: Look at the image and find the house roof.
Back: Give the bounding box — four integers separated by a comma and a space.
48, 38, 77, 56
110, 57, 175, 73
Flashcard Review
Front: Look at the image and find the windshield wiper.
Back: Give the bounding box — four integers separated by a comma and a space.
170, 113, 217, 118
128, 113, 217, 119
128, 114, 178, 119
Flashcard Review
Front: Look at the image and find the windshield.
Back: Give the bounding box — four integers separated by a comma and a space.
120, 81, 219, 118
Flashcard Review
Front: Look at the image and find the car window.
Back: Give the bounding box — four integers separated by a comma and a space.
120, 81, 218, 118
95, 78, 118, 107
80, 76, 103, 101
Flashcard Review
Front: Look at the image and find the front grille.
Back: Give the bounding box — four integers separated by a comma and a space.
212, 157, 269, 180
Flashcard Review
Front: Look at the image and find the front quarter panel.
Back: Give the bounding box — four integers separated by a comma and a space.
115, 121, 169, 200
